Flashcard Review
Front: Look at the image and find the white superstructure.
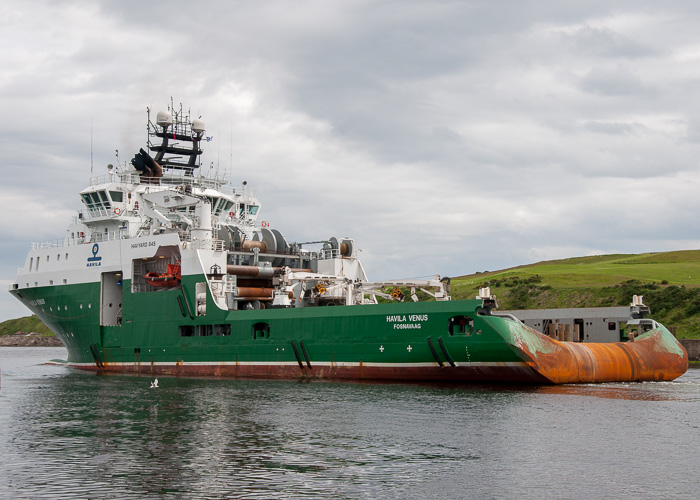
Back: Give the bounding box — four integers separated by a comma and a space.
12, 103, 449, 322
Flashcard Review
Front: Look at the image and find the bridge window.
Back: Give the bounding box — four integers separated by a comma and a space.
81, 194, 95, 209
98, 191, 112, 209
213, 198, 234, 216
81, 191, 112, 212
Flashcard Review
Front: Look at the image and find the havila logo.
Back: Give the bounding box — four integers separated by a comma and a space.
87, 243, 102, 267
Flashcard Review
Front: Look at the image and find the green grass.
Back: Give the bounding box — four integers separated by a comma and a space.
0, 315, 54, 337
451, 250, 700, 339
456, 251, 700, 288
456, 250, 700, 287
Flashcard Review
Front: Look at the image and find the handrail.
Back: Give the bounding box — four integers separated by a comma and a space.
32, 229, 130, 249
320, 248, 340, 259
32, 239, 68, 250
88, 172, 230, 191
89, 231, 130, 243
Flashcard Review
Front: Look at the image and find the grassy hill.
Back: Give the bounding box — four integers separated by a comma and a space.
0, 315, 54, 337
449, 250, 700, 338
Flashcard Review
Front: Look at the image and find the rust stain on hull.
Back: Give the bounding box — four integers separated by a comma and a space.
77, 362, 553, 384
509, 325, 688, 384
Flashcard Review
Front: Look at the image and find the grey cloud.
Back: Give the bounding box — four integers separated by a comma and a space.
683, 118, 700, 144
2, 0, 700, 321
580, 66, 657, 96
582, 121, 643, 135
564, 26, 655, 58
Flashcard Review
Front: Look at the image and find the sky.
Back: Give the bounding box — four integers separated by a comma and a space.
2, 0, 700, 321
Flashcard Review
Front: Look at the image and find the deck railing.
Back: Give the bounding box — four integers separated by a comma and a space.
32, 229, 130, 250
88, 172, 229, 191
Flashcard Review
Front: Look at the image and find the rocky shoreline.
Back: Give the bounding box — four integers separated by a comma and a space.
0, 334, 64, 347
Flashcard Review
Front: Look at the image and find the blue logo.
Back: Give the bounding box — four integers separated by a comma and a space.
87, 243, 102, 267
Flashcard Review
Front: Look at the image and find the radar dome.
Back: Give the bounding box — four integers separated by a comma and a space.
156, 110, 173, 129
192, 118, 205, 134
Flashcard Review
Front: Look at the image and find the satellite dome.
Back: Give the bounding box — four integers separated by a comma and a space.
156, 110, 173, 129
192, 118, 205, 134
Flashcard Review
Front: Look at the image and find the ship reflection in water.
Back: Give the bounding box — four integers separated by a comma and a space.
1, 348, 699, 499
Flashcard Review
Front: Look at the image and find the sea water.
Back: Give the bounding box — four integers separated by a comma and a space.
1, 347, 699, 499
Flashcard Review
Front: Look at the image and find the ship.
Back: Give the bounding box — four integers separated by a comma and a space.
9, 103, 688, 384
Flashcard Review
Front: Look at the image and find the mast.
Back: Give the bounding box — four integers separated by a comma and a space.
90, 117, 93, 175
147, 102, 205, 176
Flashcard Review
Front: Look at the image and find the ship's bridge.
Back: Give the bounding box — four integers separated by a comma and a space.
79, 187, 123, 217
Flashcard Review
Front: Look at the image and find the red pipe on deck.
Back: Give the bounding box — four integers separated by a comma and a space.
236, 287, 275, 298
226, 265, 314, 277
227, 265, 275, 277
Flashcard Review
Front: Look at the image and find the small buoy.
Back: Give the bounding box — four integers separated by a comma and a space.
150, 378, 159, 389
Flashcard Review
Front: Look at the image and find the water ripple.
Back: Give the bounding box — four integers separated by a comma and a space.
1, 349, 699, 499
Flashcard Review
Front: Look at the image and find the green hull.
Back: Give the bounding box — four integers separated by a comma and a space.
9, 276, 688, 384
